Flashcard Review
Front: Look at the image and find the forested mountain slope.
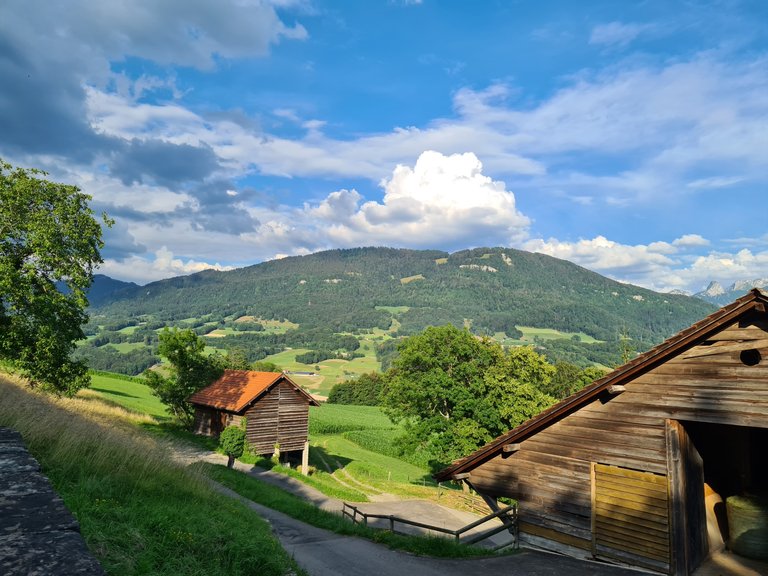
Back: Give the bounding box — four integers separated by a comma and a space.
93, 246, 713, 345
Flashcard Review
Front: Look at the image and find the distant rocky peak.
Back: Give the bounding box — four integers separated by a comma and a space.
730, 278, 768, 292
702, 281, 725, 297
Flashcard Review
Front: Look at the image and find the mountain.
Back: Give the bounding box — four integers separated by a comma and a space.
87, 274, 139, 307
56, 274, 138, 306
694, 278, 768, 306
91, 246, 714, 346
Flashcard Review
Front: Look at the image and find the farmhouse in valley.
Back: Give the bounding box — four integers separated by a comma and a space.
189, 370, 319, 472
435, 289, 768, 575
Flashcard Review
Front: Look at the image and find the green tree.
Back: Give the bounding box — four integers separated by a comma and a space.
219, 425, 246, 468
144, 328, 223, 425
223, 347, 251, 370
381, 325, 556, 469
0, 159, 110, 395
328, 371, 386, 405
251, 360, 282, 372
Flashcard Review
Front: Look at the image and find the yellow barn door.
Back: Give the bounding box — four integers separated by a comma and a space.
591, 463, 671, 573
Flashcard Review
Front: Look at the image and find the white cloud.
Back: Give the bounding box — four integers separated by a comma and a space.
687, 176, 744, 189
100, 247, 235, 284
315, 151, 531, 248
672, 234, 709, 248
589, 22, 651, 48
520, 233, 768, 293
523, 236, 676, 276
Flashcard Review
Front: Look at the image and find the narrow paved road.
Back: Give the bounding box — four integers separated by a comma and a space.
175, 444, 641, 576
214, 483, 642, 576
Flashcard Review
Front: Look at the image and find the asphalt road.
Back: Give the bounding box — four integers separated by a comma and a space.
214, 483, 643, 576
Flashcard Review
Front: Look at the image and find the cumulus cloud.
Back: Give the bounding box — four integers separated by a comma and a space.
520, 234, 768, 293
523, 236, 677, 277
100, 247, 235, 284
311, 151, 530, 249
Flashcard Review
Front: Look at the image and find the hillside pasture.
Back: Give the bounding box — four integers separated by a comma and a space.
88, 373, 169, 420
0, 374, 301, 576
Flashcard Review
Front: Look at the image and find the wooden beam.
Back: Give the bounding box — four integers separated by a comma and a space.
755, 302, 766, 313
608, 385, 626, 395
452, 472, 471, 480
502, 443, 521, 453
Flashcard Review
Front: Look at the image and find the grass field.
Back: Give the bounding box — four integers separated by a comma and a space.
105, 342, 146, 353
82, 372, 475, 511
496, 326, 602, 346
88, 373, 169, 420
0, 374, 303, 576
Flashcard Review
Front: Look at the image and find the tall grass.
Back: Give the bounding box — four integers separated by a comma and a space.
0, 374, 302, 576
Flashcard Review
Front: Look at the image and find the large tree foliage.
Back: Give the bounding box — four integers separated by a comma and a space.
144, 328, 223, 424
328, 372, 386, 406
381, 325, 556, 469
0, 159, 109, 395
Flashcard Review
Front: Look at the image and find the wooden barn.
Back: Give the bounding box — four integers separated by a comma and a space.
435, 289, 768, 575
189, 370, 319, 470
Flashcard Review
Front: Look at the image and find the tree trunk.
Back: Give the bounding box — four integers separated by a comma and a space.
227, 454, 235, 468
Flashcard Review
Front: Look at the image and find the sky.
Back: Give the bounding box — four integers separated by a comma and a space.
1, 0, 767, 293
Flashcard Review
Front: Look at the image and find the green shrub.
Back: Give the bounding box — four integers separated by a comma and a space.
219, 425, 246, 468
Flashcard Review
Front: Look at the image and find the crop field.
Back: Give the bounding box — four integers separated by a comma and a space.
267, 345, 381, 398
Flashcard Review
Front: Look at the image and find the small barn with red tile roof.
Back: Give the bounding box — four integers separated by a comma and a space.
189, 370, 319, 459
435, 289, 768, 575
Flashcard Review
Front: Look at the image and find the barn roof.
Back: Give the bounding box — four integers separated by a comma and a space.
189, 370, 319, 413
434, 288, 768, 482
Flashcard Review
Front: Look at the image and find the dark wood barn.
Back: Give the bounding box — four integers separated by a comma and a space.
189, 370, 319, 471
436, 289, 768, 575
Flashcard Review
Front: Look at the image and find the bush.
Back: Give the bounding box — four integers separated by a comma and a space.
219, 425, 246, 468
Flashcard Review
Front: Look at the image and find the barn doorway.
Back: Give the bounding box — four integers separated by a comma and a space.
667, 420, 768, 575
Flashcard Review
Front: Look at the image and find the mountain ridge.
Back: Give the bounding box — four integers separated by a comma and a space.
91, 246, 714, 344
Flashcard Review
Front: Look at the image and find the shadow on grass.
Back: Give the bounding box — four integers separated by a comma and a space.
90, 386, 138, 399
139, 421, 220, 452
308, 445, 353, 471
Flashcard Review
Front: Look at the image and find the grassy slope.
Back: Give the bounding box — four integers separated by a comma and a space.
86, 374, 464, 505
0, 374, 302, 576
88, 373, 169, 420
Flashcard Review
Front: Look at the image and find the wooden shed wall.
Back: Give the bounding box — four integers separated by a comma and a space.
469, 312, 768, 573
192, 407, 242, 437
246, 380, 310, 454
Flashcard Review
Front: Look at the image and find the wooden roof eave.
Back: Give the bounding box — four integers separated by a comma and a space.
234, 373, 320, 413
433, 289, 768, 482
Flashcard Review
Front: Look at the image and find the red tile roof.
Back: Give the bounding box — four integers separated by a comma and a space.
188, 370, 318, 413
434, 288, 768, 481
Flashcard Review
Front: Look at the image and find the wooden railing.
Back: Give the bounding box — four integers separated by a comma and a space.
341, 502, 518, 551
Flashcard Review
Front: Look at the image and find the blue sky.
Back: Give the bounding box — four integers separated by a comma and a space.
1, 0, 767, 292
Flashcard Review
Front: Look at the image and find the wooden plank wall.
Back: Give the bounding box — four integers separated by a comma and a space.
276, 381, 310, 452
245, 379, 310, 454
246, 386, 279, 454
592, 463, 670, 573
470, 312, 768, 573
192, 407, 215, 436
